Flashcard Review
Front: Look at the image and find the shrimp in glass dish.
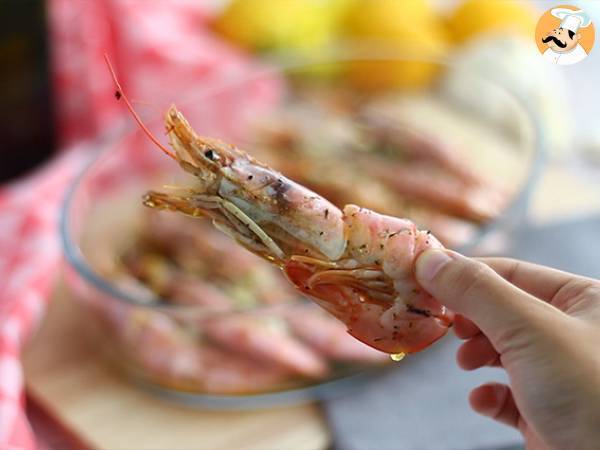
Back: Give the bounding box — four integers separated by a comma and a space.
115, 211, 387, 382
106, 57, 453, 357
113, 309, 292, 394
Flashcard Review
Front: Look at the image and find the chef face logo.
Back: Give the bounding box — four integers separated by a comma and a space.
535, 5, 595, 65
542, 27, 579, 52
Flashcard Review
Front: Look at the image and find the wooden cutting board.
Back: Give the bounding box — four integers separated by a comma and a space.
23, 289, 331, 450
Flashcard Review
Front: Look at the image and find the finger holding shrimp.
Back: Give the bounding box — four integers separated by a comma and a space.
416, 250, 600, 449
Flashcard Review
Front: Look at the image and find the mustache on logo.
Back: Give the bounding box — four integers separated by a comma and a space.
542, 35, 567, 48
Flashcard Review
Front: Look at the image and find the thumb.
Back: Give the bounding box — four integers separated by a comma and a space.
415, 250, 551, 343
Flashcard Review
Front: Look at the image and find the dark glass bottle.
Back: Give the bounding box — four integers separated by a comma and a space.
0, 0, 55, 183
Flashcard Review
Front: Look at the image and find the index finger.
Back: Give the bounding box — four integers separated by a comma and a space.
477, 258, 579, 303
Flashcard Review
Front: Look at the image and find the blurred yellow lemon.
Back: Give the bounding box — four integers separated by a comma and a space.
214, 0, 352, 53
342, 0, 448, 91
448, 0, 537, 43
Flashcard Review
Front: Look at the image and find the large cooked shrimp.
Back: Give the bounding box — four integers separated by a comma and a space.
202, 314, 329, 378
127, 312, 291, 394
105, 56, 453, 356
137, 105, 453, 356
251, 98, 505, 223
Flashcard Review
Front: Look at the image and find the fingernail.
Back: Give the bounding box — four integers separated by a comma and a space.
416, 250, 452, 282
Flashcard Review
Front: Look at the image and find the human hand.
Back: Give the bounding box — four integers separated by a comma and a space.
415, 251, 600, 450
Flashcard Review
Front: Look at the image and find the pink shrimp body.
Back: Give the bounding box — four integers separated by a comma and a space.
203, 315, 328, 378
127, 312, 290, 394
284, 205, 452, 354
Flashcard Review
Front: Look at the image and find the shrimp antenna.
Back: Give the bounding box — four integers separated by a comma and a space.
104, 53, 176, 159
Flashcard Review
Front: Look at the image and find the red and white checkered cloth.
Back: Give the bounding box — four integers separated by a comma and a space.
1, 1, 282, 448
0, 149, 91, 450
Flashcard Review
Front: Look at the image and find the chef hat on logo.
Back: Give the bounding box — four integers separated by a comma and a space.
551, 8, 592, 33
